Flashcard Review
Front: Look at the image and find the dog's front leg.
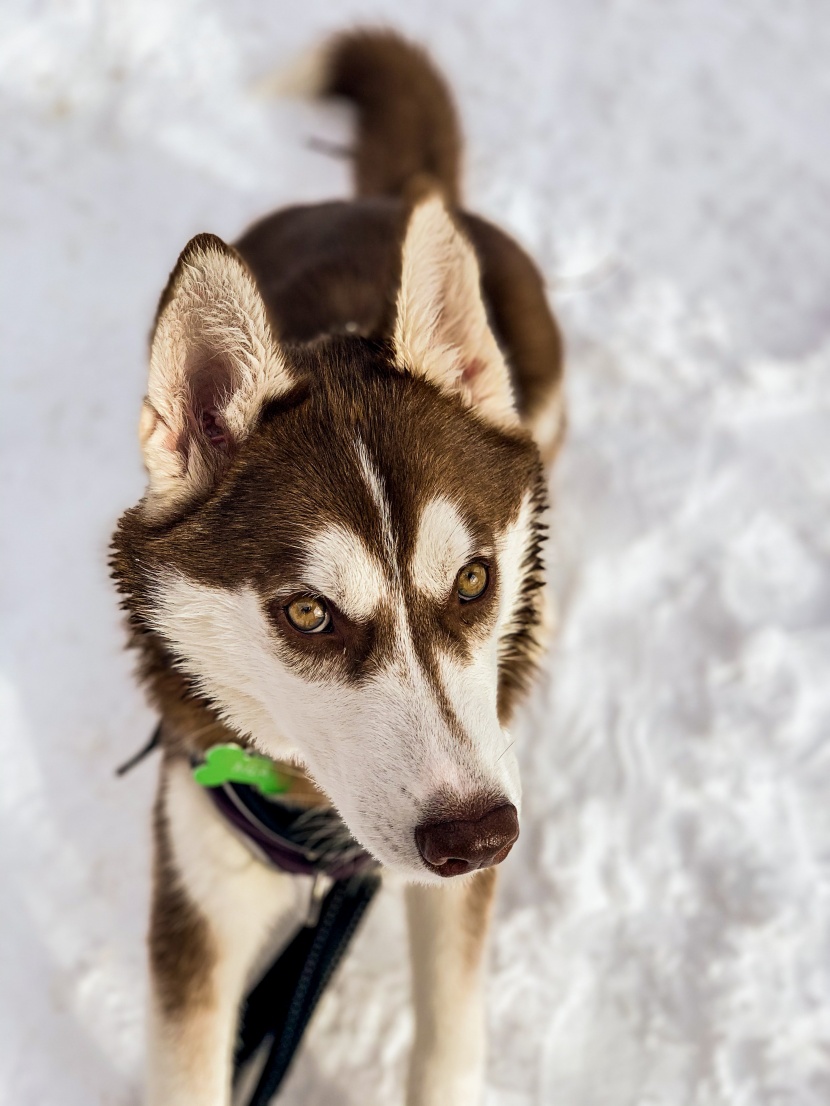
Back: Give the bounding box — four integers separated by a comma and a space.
405, 868, 497, 1106
146, 758, 306, 1106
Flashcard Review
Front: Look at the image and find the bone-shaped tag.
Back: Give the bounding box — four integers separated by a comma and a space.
193, 743, 288, 797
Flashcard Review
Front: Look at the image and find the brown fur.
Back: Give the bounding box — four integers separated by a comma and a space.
326, 29, 462, 205
149, 771, 216, 1018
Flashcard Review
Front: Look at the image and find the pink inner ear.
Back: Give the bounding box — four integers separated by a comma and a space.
461, 359, 485, 385
199, 406, 230, 450
187, 354, 237, 452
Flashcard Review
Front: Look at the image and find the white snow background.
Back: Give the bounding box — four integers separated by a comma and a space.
2, 2, 830, 1104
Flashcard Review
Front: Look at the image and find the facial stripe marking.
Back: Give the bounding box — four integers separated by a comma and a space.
355, 436, 398, 576
410, 497, 476, 602
301, 523, 385, 621
388, 600, 476, 753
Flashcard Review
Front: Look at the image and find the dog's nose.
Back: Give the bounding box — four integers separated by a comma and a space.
415, 803, 519, 877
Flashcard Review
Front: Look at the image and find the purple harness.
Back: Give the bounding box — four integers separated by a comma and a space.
208, 781, 376, 881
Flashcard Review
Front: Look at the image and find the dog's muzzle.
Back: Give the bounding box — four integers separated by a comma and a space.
415, 802, 519, 877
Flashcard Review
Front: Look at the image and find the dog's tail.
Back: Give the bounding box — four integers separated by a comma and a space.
317, 29, 463, 206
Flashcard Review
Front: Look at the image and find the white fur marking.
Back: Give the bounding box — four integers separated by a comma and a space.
355, 436, 398, 574
411, 497, 476, 601
301, 523, 386, 620
254, 40, 332, 98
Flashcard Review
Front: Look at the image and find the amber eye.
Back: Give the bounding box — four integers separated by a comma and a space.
456, 561, 489, 602
285, 596, 331, 634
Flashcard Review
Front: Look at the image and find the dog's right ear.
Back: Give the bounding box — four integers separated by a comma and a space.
140, 234, 292, 518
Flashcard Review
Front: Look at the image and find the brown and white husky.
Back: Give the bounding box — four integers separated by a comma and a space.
111, 28, 564, 1106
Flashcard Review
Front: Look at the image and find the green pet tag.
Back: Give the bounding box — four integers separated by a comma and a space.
193, 743, 289, 797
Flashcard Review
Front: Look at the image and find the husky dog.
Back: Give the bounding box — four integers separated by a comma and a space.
111, 28, 564, 1106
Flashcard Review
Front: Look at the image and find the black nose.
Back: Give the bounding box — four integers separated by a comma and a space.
415, 803, 519, 877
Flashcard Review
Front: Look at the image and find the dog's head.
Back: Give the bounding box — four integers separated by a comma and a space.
114, 197, 546, 882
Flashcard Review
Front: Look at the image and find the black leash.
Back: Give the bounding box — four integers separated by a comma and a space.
235, 871, 380, 1103
118, 728, 379, 1103
115, 722, 162, 776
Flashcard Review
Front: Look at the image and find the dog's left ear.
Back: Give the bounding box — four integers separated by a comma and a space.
140, 233, 292, 517
392, 195, 518, 428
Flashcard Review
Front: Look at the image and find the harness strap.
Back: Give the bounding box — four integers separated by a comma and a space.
235, 871, 380, 1104
208, 782, 375, 880
215, 782, 380, 1100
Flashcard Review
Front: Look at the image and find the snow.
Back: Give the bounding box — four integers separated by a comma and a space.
2, 1, 830, 1103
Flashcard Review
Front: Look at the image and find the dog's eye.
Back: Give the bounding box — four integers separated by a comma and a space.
456, 561, 489, 602
285, 596, 331, 633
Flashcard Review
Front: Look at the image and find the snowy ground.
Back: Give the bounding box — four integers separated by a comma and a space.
3, 2, 830, 1104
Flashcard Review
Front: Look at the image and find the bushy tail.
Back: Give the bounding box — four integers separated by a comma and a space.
322, 29, 462, 205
